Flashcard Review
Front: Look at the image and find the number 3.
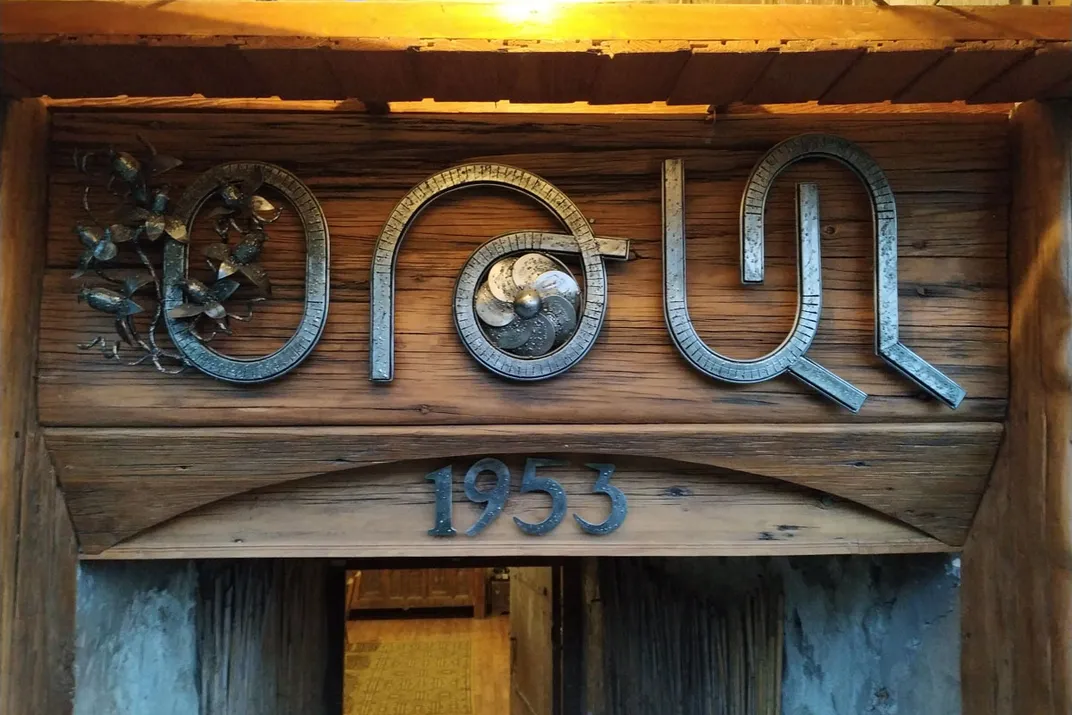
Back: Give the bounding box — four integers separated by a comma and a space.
575, 463, 627, 535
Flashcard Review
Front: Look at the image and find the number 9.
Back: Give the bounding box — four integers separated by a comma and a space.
464, 457, 511, 537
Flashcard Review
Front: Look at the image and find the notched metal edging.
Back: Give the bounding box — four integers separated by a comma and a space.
663, 133, 965, 411
163, 161, 330, 383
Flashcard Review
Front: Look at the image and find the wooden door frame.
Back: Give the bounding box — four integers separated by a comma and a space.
3, 98, 1072, 715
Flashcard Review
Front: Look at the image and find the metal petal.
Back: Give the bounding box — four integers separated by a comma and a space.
475, 283, 517, 327
164, 216, 188, 243
144, 214, 166, 241
512, 313, 556, 357
108, 224, 138, 243
486, 317, 534, 351
168, 303, 206, 319
487, 256, 520, 302
540, 294, 577, 345
149, 154, 183, 175
531, 270, 580, 309
239, 263, 271, 295
211, 278, 241, 303
95, 241, 119, 262
512, 253, 560, 290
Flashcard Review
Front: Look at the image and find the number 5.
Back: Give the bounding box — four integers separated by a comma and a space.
513, 458, 568, 536
575, 463, 627, 535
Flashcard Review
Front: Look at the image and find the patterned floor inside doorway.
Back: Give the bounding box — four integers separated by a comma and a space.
344, 617, 509, 715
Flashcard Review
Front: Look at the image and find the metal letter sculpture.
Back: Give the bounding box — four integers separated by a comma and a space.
663, 134, 965, 412
164, 162, 329, 383
369, 164, 628, 382
72, 140, 328, 383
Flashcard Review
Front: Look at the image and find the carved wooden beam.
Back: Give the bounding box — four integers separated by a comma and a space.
1, 3, 1069, 103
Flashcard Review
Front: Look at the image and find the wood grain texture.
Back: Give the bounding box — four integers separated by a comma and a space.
45, 422, 1001, 553
666, 43, 777, 107
2, 4, 1069, 103
743, 45, 864, 104
895, 43, 1032, 103
4, 3, 1068, 42
0, 99, 77, 715
91, 453, 956, 560
969, 43, 1072, 104
40, 111, 1009, 427
962, 101, 1072, 715
819, 44, 947, 105
198, 561, 343, 715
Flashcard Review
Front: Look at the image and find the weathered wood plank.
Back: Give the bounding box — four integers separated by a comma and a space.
45, 422, 1002, 553
743, 45, 864, 104
820, 44, 947, 104
2, 4, 1069, 103
895, 43, 1032, 103
39, 112, 1009, 427
91, 454, 954, 560
198, 561, 344, 715
3, 3, 1068, 42
74, 560, 344, 715
0, 99, 77, 715
969, 44, 1072, 104
962, 100, 1072, 715
666, 45, 776, 106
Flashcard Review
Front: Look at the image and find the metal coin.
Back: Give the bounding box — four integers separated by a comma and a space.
531, 270, 580, 309
512, 253, 560, 290
487, 256, 520, 302
474, 283, 517, 327
512, 313, 556, 357
486, 318, 534, 351
540, 295, 577, 344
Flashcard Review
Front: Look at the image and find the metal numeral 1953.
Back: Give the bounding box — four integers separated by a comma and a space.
426, 459, 627, 537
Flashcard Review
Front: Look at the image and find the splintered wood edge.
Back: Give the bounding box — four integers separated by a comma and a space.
45, 422, 1004, 555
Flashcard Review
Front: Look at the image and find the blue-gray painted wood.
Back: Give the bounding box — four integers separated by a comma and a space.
73, 560, 343, 715
74, 562, 198, 715
596, 554, 961, 715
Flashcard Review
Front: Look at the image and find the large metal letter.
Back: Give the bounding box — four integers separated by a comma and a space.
663, 134, 964, 411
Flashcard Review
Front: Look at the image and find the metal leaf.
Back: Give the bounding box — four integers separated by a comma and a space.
108, 224, 138, 243
144, 214, 166, 241
211, 278, 241, 303
163, 216, 188, 243
168, 303, 207, 319
239, 262, 271, 295
94, 241, 119, 262
149, 154, 183, 176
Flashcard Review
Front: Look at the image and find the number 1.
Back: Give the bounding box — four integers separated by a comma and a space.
426, 465, 456, 537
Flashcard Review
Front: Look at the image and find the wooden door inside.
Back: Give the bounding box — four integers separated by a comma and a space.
510, 567, 556, 715
346, 567, 486, 615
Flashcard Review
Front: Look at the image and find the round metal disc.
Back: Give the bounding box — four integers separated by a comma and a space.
540, 295, 577, 344
487, 257, 520, 302
513, 253, 560, 290
474, 283, 517, 327
512, 314, 556, 357
486, 318, 534, 351
532, 270, 580, 309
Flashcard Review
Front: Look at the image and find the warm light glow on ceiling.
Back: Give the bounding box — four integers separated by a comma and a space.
498, 0, 561, 25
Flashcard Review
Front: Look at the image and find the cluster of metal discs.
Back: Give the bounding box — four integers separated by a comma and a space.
474, 252, 580, 358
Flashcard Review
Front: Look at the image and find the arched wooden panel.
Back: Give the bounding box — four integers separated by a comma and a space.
46, 422, 1001, 553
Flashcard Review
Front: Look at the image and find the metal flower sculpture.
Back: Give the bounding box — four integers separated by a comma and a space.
72, 139, 275, 374
475, 252, 580, 357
